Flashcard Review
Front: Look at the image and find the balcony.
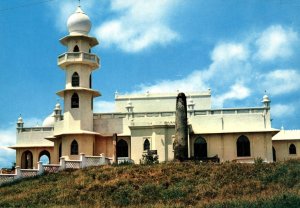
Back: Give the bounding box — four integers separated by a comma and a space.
58, 52, 100, 69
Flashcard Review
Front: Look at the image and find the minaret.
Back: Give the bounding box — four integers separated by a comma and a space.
54, 6, 100, 160
57, 6, 100, 132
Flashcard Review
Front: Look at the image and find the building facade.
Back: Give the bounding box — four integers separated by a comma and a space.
9, 6, 298, 169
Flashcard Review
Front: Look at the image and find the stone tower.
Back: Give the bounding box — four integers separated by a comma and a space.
174, 92, 188, 161
53, 6, 101, 161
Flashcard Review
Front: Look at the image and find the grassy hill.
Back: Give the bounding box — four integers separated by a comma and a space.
0, 160, 300, 207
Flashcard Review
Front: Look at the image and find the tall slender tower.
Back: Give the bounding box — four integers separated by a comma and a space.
53, 6, 100, 161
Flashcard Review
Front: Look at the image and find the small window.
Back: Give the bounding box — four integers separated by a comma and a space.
289, 144, 297, 155
71, 140, 78, 155
72, 72, 80, 87
91, 97, 93, 110
71, 93, 79, 108
237, 135, 250, 157
89, 74, 92, 88
144, 139, 150, 151
73, 45, 79, 52
89, 48, 91, 53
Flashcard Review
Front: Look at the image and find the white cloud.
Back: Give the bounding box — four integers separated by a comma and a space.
134, 70, 208, 94
259, 69, 300, 95
0, 126, 16, 168
94, 101, 115, 113
211, 43, 249, 63
95, 0, 180, 52
272, 104, 295, 118
213, 83, 251, 107
255, 25, 298, 61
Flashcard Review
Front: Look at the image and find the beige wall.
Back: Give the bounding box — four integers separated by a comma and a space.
16, 147, 53, 169
129, 130, 274, 163
60, 134, 95, 160
272, 140, 300, 161
95, 135, 114, 157
190, 133, 273, 162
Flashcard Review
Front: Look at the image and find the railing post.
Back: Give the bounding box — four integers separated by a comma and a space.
80, 153, 86, 168
37, 161, 44, 175
15, 166, 21, 179
100, 153, 106, 165
59, 157, 66, 170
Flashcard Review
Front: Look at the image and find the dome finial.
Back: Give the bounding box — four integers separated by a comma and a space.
67, 4, 91, 35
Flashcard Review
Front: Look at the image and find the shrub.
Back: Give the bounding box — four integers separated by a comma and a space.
140, 153, 159, 165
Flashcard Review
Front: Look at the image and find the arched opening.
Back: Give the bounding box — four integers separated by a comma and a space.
289, 144, 297, 155
73, 45, 79, 52
21, 150, 33, 169
72, 72, 80, 87
144, 139, 150, 151
71, 93, 79, 108
71, 140, 78, 155
39, 150, 51, 164
59, 143, 62, 161
117, 139, 128, 157
236, 135, 250, 157
272, 147, 276, 162
89, 74, 92, 88
194, 137, 207, 159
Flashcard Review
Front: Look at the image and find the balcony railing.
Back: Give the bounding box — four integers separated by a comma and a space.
58, 52, 100, 69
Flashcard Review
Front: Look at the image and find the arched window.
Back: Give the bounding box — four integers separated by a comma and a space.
39, 150, 51, 164
73, 45, 79, 52
117, 139, 128, 157
194, 137, 207, 159
71, 93, 79, 108
71, 140, 78, 155
144, 139, 150, 151
289, 144, 297, 155
21, 150, 33, 169
237, 135, 250, 157
89, 74, 92, 88
72, 72, 80, 87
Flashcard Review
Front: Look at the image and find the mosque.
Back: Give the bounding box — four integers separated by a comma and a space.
9, 6, 300, 169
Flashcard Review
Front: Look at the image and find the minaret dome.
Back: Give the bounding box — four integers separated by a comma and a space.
67, 6, 91, 35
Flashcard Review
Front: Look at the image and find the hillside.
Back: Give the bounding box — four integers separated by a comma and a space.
0, 160, 300, 207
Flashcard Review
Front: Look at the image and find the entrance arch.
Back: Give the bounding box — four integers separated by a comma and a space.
39, 150, 51, 164
194, 137, 207, 159
117, 139, 128, 157
21, 150, 33, 169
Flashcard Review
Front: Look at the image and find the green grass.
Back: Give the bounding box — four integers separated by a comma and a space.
0, 160, 300, 207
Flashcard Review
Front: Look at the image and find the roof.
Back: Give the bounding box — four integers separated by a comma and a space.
272, 130, 300, 141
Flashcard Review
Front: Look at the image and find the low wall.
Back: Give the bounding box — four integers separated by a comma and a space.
0, 154, 112, 186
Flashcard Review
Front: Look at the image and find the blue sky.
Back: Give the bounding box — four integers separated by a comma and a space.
1, 0, 300, 168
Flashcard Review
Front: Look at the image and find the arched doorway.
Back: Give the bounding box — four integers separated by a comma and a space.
21, 150, 33, 169
117, 139, 128, 157
272, 147, 276, 162
236, 135, 250, 157
194, 137, 207, 159
39, 150, 51, 164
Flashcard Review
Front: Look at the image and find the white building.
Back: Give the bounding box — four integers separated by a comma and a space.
10, 6, 299, 169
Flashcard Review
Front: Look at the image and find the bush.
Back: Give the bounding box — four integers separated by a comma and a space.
140, 153, 159, 165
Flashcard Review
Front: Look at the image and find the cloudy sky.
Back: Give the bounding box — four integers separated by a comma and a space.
1, 0, 300, 167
